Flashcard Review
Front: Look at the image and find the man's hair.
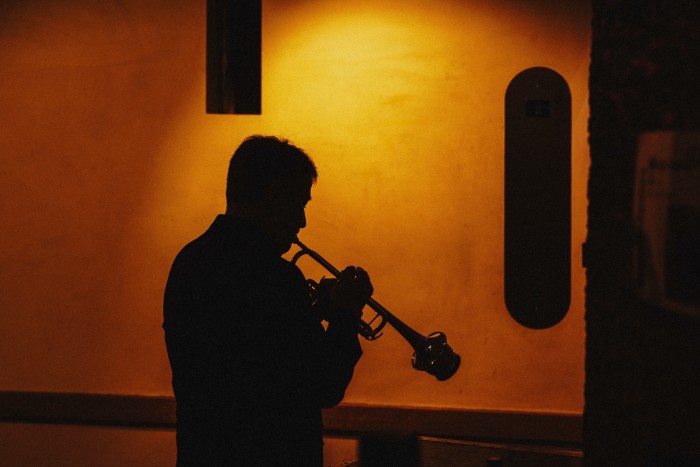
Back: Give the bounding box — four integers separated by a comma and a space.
226, 135, 318, 206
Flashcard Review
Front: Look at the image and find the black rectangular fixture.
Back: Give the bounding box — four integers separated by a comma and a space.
206, 0, 262, 114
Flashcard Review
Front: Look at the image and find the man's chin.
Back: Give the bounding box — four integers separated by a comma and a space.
275, 239, 294, 255
272, 231, 299, 255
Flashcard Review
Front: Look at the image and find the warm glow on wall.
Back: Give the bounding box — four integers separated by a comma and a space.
259, 0, 589, 411
0, 0, 590, 415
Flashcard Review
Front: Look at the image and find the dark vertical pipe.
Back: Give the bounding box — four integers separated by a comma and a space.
206, 0, 262, 114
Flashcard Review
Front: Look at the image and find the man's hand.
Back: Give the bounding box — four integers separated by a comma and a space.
329, 266, 373, 322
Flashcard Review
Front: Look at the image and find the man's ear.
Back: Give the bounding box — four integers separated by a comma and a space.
264, 179, 287, 205
268, 177, 307, 204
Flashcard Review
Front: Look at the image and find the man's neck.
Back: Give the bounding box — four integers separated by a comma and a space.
225, 203, 286, 255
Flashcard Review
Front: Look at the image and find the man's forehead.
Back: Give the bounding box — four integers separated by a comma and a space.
297, 183, 312, 203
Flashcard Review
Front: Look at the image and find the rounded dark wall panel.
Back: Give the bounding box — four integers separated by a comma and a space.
505, 67, 571, 329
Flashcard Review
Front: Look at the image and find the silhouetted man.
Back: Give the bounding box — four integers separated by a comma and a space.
163, 135, 372, 466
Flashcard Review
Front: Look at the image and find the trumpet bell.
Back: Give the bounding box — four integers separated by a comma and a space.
411, 332, 461, 381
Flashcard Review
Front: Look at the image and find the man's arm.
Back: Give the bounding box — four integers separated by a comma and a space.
315, 266, 373, 407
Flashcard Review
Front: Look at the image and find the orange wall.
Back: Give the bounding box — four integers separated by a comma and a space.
0, 0, 589, 414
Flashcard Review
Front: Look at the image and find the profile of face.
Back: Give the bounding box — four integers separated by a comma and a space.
258, 178, 312, 254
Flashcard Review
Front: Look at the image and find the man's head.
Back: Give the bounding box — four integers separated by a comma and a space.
226, 135, 318, 254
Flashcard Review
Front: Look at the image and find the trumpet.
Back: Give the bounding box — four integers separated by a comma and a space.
291, 238, 461, 381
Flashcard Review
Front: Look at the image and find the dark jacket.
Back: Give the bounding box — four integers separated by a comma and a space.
163, 215, 362, 466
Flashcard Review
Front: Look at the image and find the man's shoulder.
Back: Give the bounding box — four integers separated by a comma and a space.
172, 229, 214, 264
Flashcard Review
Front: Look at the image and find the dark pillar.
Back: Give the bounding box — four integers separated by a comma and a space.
587, 1, 700, 465
206, 0, 261, 114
